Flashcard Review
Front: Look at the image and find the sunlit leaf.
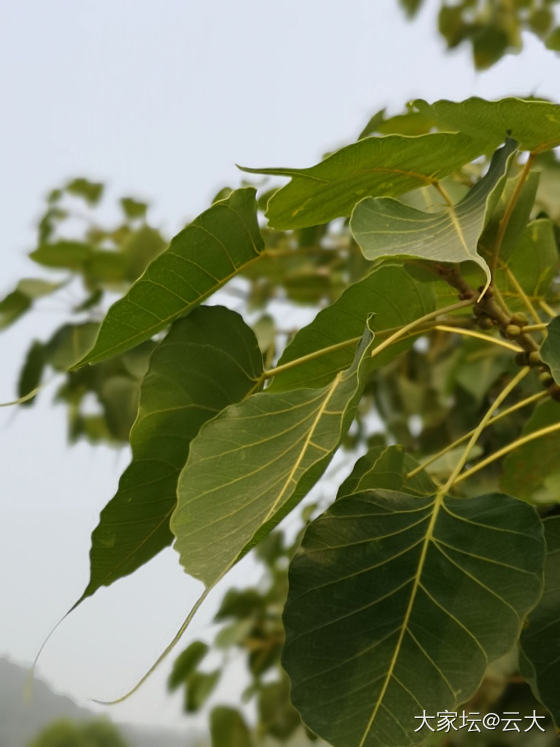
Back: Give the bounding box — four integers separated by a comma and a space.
283, 490, 544, 746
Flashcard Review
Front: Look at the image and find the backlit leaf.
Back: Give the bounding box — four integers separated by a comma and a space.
171, 323, 376, 588
283, 490, 544, 746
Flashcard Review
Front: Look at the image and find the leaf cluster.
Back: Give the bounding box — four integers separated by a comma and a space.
6, 97, 560, 746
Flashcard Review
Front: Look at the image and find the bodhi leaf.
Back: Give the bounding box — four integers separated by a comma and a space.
74, 306, 262, 606
241, 132, 485, 229
268, 264, 436, 391
283, 490, 544, 747
414, 97, 560, 152
501, 401, 560, 503
520, 515, 560, 729
171, 322, 376, 589
77, 188, 264, 366
540, 317, 560, 385
350, 139, 517, 292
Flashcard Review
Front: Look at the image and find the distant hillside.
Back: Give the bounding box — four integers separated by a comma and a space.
0, 657, 204, 747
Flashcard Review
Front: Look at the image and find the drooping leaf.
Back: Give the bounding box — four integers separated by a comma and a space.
210, 707, 253, 747
540, 317, 560, 385
283, 490, 544, 746
0, 278, 60, 329
171, 323, 376, 588
78, 188, 264, 366
414, 97, 560, 152
75, 306, 262, 605
501, 401, 560, 503
241, 133, 485, 229
268, 264, 436, 391
520, 515, 560, 728
350, 139, 517, 292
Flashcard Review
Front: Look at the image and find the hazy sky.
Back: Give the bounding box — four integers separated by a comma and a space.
1, 0, 559, 732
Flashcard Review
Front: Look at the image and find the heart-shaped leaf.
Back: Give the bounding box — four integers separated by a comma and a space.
283, 490, 544, 746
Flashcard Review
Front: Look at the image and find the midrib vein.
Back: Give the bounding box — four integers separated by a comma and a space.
262, 372, 343, 524
358, 489, 445, 747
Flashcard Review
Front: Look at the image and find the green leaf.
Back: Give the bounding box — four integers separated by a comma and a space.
75, 306, 262, 605
66, 177, 104, 204
17, 340, 46, 406
268, 264, 436, 391
540, 317, 560, 385
494, 219, 558, 313
258, 677, 301, 740
414, 97, 560, 152
120, 196, 148, 220
338, 445, 436, 498
480, 170, 540, 261
501, 401, 560, 503
241, 133, 485, 229
184, 670, 220, 713
30, 241, 94, 270
350, 139, 517, 292
78, 188, 264, 366
210, 707, 253, 747
168, 641, 208, 691
283, 490, 544, 746
171, 323, 376, 588
46, 323, 100, 371
545, 27, 560, 51
520, 515, 560, 728
0, 279, 60, 329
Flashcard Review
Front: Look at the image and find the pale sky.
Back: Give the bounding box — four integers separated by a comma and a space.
1, 0, 559, 732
